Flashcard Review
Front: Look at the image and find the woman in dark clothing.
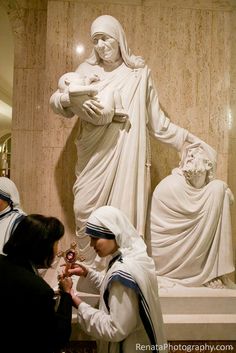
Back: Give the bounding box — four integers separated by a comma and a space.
0, 214, 73, 353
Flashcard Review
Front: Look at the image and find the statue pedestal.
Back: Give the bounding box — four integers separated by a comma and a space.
43, 264, 236, 341
159, 284, 236, 340
70, 283, 236, 341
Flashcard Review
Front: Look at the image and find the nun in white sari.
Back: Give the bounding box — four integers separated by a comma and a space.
0, 177, 25, 254
50, 15, 198, 263
69, 206, 168, 353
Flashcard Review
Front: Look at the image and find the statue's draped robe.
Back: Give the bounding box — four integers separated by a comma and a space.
51, 63, 188, 262
151, 168, 235, 286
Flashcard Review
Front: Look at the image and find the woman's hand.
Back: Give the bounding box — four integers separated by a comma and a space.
58, 276, 73, 294
58, 277, 83, 308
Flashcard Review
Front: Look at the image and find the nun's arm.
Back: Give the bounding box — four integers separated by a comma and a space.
86, 268, 105, 291
77, 281, 139, 341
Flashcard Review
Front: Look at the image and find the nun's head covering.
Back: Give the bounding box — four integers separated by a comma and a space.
87, 15, 145, 69
86, 205, 154, 267
0, 177, 21, 208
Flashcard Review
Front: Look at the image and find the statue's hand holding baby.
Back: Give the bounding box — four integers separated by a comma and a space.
82, 97, 105, 119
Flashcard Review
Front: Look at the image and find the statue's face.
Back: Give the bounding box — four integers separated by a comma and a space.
182, 147, 209, 188
92, 33, 121, 63
184, 147, 209, 170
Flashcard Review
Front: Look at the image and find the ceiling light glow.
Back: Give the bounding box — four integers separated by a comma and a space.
76, 44, 85, 55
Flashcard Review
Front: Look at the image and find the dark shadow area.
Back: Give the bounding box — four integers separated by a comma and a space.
63, 341, 97, 353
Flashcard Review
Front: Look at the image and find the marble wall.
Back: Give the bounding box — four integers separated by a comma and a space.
3, 0, 236, 266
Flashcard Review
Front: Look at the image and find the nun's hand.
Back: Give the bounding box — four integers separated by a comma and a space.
67, 263, 89, 278
70, 289, 83, 308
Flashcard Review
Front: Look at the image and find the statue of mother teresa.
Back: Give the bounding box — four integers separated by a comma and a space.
50, 15, 199, 265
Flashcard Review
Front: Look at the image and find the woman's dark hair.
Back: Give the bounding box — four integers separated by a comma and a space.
3, 214, 64, 268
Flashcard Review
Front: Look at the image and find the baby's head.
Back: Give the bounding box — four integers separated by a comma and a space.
58, 72, 82, 92
58, 72, 100, 92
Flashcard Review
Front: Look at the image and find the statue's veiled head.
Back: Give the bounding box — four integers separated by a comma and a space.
87, 15, 145, 69
91, 15, 122, 43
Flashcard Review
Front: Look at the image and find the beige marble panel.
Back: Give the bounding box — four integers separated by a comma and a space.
228, 141, 236, 188
63, 0, 236, 10
13, 8, 46, 69
150, 138, 180, 192
41, 146, 65, 212
42, 127, 64, 148
11, 130, 44, 212
229, 8, 236, 281
148, 7, 212, 136
228, 138, 236, 277
13, 68, 44, 131
9, 2, 48, 216
39, 145, 76, 250
230, 10, 236, 138
158, 0, 235, 11
209, 10, 231, 155
66, 0, 144, 4
40, 142, 76, 247
9, 1, 48, 220
7, 0, 48, 9
216, 153, 229, 182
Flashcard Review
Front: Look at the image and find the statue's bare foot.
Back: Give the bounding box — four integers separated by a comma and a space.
204, 277, 226, 289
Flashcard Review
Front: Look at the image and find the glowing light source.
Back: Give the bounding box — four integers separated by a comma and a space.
76, 44, 85, 55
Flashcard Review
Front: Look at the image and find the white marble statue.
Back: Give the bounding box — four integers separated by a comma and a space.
50, 15, 199, 264
150, 141, 235, 288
